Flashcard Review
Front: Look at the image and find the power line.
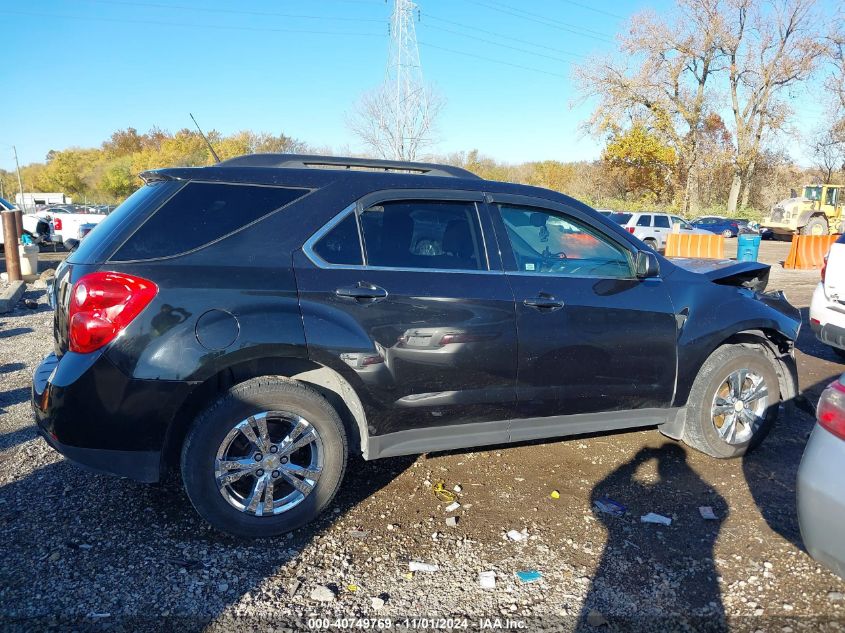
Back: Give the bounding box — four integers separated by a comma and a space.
556, 0, 625, 20
423, 13, 586, 60
0, 9, 384, 37
466, 0, 614, 43
84, 0, 385, 23
418, 41, 568, 79
426, 23, 580, 64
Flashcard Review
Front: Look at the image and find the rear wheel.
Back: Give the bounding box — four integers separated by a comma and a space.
644, 238, 658, 251
181, 377, 348, 538
801, 215, 828, 236
682, 345, 779, 458
721, 229, 733, 238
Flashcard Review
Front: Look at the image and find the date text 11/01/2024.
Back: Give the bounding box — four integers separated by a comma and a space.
306, 617, 527, 629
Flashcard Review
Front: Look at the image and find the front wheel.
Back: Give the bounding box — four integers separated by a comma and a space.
682, 345, 780, 458
801, 216, 828, 236
721, 229, 733, 238
181, 377, 348, 538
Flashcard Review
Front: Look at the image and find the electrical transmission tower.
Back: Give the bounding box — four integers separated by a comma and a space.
385, 0, 430, 160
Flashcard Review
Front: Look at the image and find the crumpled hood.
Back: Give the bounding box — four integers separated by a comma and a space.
669, 258, 770, 292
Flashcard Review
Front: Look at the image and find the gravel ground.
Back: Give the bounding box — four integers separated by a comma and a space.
1, 243, 845, 631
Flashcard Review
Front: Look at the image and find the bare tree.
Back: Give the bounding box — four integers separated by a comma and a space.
721, 0, 827, 211
347, 84, 444, 161
574, 0, 725, 214
810, 125, 845, 182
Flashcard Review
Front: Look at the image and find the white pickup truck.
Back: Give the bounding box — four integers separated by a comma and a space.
0, 196, 52, 245
33, 205, 107, 246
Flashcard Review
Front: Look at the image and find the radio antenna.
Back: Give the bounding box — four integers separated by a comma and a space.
189, 113, 220, 163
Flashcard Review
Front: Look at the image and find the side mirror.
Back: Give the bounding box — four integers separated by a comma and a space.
636, 250, 660, 279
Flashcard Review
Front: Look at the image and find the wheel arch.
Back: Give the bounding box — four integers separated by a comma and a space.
661, 327, 798, 440
160, 356, 370, 473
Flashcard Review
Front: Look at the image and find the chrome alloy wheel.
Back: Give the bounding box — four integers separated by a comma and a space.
214, 411, 323, 516
711, 369, 769, 445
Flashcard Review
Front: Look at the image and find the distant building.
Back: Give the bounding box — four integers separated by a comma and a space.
15, 192, 72, 209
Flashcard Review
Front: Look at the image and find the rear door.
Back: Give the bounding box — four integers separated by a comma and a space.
486, 194, 677, 423
293, 190, 518, 437
652, 214, 671, 249
633, 214, 653, 244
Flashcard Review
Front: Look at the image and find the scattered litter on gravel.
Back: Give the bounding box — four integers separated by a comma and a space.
1, 244, 844, 629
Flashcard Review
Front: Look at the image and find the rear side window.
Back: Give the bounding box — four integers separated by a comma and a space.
654, 215, 670, 228
359, 200, 485, 271
112, 182, 307, 261
636, 215, 652, 227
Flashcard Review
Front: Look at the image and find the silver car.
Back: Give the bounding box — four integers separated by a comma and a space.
609, 211, 711, 251
797, 378, 845, 579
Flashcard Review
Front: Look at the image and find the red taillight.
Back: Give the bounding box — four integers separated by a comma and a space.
627, 226, 635, 234
817, 380, 845, 441
53, 217, 62, 231
822, 255, 828, 282
68, 272, 158, 353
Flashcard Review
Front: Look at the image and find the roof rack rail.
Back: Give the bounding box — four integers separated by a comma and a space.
216, 154, 480, 179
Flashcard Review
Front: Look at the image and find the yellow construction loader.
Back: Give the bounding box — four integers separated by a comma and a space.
762, 184, 844, 237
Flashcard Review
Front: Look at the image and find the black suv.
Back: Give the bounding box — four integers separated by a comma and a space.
32, 154, 800, 538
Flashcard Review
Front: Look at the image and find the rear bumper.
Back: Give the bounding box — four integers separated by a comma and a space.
36, 424, 160, 482
797, 425, 845, 580
31, 351, 193, 483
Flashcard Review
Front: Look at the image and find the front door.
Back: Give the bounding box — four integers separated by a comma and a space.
487, 196, 678, 421
293, 192, 518, 437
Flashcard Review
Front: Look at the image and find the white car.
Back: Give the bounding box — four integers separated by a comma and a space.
36, 205, 106, 246
608, 211, 712, 251
0, 196, 52, 245
810, 235, 845, 358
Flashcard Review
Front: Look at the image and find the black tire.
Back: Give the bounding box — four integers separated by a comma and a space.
801, 215, 828, 236
181, 377, 348, 538
644, 238, 658, 251
682, 345, 780, 459
831, 346, 845, 362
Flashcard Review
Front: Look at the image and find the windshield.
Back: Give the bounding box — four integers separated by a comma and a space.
804, 186, 822, 201
608, 212, 632, 224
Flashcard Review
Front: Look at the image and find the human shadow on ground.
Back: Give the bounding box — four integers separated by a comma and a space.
579, 443, 727, 632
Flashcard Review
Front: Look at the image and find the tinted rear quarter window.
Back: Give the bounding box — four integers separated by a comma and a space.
312, 213, 363, 265
636, 215, 652, 227
112, 182, 307, 261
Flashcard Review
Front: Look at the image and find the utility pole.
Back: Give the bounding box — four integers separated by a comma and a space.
386, 0, 427, 160
13, 146, 25, 211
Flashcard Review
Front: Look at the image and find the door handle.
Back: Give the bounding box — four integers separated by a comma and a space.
523, 294, 563, 311
335, 282, 388, 302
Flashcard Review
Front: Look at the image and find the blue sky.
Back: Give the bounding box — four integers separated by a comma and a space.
0, 0, 835, 171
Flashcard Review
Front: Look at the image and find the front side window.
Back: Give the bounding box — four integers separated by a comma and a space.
653, 215, 671, 228
671, 216, 692, 229
825, 188, 838, 206
497, 204, 632, 278
359, 200, 484, 271
636, 215, 652, 227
